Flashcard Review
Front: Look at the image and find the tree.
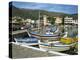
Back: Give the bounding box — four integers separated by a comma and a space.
48, 17, 55, 25
16, 18, 23, 24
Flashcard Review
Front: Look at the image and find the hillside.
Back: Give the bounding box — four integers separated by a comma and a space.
9, 3, 78, 20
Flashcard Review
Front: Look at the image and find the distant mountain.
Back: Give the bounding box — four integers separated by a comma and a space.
9, 4, 78, 20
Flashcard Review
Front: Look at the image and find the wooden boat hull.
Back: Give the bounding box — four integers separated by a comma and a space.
39, 42, 77, 52
39, 45, 70, 52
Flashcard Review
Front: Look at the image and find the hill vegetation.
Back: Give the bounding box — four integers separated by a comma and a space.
9, 3, 78, 20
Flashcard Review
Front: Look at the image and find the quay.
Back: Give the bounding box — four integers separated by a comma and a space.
9, 42, 68, 59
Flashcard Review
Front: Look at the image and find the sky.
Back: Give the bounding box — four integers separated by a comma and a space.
12, 1, 78, 14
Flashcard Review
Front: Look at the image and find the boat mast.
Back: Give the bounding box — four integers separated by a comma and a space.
38, 10, 40, 30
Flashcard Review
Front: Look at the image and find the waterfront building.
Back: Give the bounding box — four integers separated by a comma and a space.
64, 16, 78, 25
43, 15, 48, 26
55, 17, 62, 24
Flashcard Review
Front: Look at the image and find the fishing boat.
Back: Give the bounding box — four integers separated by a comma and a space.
14, 36, 39, 47
39, 41, 77, 52
29, 11, 77, 52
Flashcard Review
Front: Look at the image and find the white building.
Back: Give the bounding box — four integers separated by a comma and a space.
43, 15, 48, 26
55, 17, 62, 24
64, 16, 78, 25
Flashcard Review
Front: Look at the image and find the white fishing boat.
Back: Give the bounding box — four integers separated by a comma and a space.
14, 37, 39, 46
39, 41, 77, 52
